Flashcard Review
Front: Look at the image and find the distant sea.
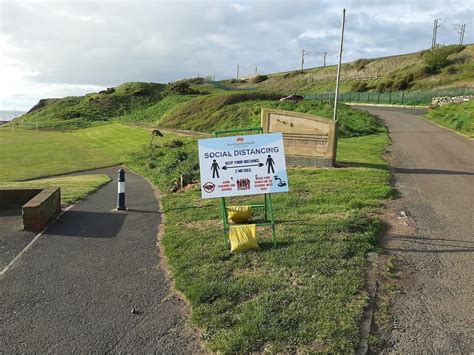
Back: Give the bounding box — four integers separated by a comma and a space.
0, 110, 26, 121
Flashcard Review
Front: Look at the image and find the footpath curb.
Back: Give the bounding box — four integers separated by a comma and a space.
348, 102, 429, 109
417, 115, 473, 139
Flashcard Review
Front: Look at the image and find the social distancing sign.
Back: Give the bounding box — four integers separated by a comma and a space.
198, 133, 289, 199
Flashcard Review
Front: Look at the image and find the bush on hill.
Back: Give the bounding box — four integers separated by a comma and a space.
250, 75, 268, 83
351, 81, 368, 92
424, 45, 466, 73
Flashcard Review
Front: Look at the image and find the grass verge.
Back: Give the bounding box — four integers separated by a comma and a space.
425, 100, 474, 137
130, 132, 391, 352
0, 174, 111, 206
0, 123, 150, 182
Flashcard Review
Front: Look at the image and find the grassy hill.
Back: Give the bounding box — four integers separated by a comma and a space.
13, 81, 207, 129
12, 44, 473, 132
158, 92, 382, 138
225, 44, 474, 94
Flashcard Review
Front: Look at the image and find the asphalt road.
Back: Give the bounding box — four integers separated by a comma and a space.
0, 166, 202, 353
358, 106, 474, 353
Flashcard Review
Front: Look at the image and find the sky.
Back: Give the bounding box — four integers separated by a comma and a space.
1, 0, 473, 110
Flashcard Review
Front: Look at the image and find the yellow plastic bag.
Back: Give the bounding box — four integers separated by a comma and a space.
229, 224, 259, 252
227, 205, 252, 223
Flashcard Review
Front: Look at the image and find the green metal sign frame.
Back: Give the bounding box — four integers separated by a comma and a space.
213, 127, 277, 248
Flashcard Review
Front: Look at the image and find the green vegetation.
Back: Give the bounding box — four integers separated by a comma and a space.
131, 130, 391, 352
0, 123, 150, 181
14, 82, 169, 129
130, 138, 198, 191
0, 174, 111, 206
0, 128, 117, 181
423, 45, 465, 73
2, 88, 393, 352
425, 100, 474, 137
13, 45, 472, 132
160, 93, 382, 137
224, 44, 474, 94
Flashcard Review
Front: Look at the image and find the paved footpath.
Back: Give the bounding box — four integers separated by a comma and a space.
357, 106, 474, 353
0, 166, 202, 353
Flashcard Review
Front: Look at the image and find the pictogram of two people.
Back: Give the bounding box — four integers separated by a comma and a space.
211, 155, 275, 178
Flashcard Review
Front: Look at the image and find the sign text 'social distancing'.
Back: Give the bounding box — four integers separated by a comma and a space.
198, 133, 289, 199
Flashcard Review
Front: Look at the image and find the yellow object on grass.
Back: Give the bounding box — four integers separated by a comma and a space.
227, 205, 252, 223
229, 224, 259, 252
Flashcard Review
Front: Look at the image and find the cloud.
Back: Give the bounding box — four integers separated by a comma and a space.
0, 0, 473, 110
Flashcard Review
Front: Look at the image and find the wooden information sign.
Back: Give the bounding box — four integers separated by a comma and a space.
261, 108, 338, 167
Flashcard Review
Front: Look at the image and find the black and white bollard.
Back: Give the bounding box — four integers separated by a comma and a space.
117, 168, 126, 210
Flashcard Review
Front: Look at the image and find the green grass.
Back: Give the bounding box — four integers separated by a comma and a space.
2, 99, 392, 352
425, 100, 474, 137
159, 94, 383, 138
0, 128, 118, 181
224, 44, 474, 94
116, 94, 197, 123
131, 131, 391, 353
14, 82, 168, 129
0, 123, 150, 182
71, 123, 151, 162
0, 174, 111, 206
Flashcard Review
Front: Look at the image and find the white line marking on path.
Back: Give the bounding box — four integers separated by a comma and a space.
0, 204, 75, 277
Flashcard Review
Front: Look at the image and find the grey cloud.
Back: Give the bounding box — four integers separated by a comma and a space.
1, 0, 473, 92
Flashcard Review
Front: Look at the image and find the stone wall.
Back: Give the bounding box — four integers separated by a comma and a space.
431, 95, 473, 108
0, 187, 61, 232
0, 188, 42, 207
23, 187, 61, 232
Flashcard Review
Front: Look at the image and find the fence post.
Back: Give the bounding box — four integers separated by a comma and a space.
401, 91, 404, 105
358, 92, 361, 101
415, 93, 419, 106
367, 92, 370, 102
377, 92, 380, 104
389, 91, 392, 104
349, 92, 352, 101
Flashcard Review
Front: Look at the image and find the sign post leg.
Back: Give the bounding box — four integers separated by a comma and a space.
220, 197, 229, 247
267, 193, 276, 247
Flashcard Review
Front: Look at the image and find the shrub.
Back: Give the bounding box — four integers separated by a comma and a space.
351, 81, 368, 92
283, 71, 304, 79
375, 82, 386, 92
168, 82, 199, 95
412, 64, 431, 79
250, 75, 268, 83
423, 45, 466, 73
392, 78, 410, 91
354, 58, 372, 71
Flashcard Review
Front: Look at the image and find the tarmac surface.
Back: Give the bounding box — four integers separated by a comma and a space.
0, 208, 36, 272
0, 166, 202, 353
358, 106, 474, 353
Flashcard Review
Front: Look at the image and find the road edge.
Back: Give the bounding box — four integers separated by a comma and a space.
124, 164, 207, 353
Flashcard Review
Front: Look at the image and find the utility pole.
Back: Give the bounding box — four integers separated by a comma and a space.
255, 66, 258, 76
454, 24, 466, 45
322, 52, 327, 67
333, 8, 345, 121
432, 19, 441, 49
301, 49, 306, 71
236, 64, 239, 80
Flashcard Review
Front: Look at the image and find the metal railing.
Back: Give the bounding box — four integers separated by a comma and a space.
305, 87, 474, 106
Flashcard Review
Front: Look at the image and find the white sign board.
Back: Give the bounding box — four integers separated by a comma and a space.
198, 133, 289, 199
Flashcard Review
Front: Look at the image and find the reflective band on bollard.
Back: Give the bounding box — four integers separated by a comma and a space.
117, 168, 126, 210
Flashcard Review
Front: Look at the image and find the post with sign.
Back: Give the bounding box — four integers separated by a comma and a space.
198, 127, 288, 249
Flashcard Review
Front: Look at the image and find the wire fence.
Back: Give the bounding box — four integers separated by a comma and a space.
305, 87, 474, 106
